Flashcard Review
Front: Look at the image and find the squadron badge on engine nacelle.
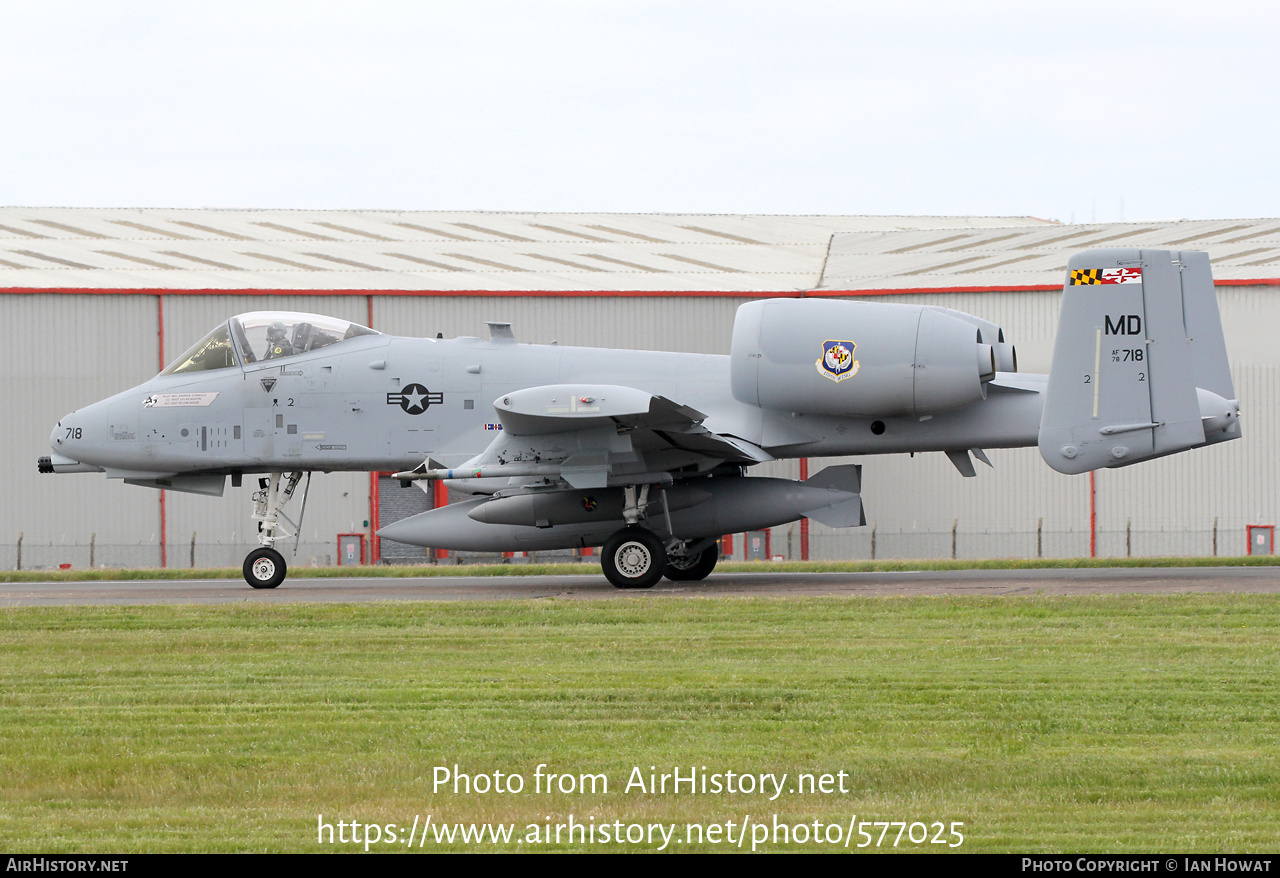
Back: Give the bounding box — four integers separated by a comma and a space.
817, 340, 860, 382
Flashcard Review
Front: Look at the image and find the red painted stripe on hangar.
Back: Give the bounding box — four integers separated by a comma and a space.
2, 278, 1278, 298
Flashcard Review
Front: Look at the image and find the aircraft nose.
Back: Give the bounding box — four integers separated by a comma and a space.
41, 409, 107, 473
43, 414, 80, 472
50, 413, 79, 452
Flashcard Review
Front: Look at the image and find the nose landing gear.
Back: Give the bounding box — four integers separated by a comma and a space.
241, 471, 309, 588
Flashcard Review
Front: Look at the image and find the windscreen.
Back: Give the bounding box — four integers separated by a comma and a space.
161, 323, 239, 375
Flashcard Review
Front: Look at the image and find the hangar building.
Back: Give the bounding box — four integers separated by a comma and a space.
3, 208, 1275, 568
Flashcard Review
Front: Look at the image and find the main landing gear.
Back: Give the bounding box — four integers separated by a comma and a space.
599, 530, 721, 589
663, 538, 719, 582
599, 484, 720, 589
242, 471, 309, 589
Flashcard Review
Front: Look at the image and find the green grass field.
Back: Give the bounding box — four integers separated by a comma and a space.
1, 594, 1278, 852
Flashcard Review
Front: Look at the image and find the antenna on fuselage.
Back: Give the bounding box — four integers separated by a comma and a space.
486, 322, 516, 343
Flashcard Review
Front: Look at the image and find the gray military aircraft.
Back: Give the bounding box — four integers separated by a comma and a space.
39, 248, 1241, 589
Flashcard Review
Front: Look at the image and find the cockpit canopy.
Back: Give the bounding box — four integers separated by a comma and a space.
162, 312, 381, 375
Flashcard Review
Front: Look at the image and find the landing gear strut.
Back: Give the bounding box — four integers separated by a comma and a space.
242, 471, 307, 589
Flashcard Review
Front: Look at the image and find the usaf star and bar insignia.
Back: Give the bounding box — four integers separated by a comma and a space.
816, 340, 860, 382
387, 383, 444, 415
1070, 267, 1143, 285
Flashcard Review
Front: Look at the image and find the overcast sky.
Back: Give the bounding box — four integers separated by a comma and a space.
2, 1, 1277, 222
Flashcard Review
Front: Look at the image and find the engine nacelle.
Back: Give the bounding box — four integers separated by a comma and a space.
730, 299, 1002, 418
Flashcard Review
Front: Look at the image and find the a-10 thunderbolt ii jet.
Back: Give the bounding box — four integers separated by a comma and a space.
40, 248, 1241, 589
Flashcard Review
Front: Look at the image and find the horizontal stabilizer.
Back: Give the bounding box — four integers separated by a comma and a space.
987, 374, 1045, 394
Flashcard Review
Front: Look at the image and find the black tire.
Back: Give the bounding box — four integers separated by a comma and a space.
664, 543, 719, 582
243, 547, 287, 589
601, 527, 666, 590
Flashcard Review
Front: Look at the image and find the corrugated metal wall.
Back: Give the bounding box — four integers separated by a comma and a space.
7, 286, 1273, 569
372, 295, 745, 353
5, 294, 163, 567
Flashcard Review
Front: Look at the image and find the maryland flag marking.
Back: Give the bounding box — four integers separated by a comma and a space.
1070, 267, 1143, 285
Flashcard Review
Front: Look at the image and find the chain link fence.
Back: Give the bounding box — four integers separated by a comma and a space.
3, 525, 1259, 572
3, 540, 342, 572
790, 528, 1237, 562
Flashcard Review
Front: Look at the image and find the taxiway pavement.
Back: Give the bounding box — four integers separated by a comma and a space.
1, 566, 1277, 606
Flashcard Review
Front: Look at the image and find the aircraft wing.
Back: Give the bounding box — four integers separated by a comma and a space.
401, 384, 771, 490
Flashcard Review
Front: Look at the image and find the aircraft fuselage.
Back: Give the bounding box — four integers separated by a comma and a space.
50, 331, 1044, 482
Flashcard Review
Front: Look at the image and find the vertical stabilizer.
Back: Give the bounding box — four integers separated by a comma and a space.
1039, 249, 1240, 474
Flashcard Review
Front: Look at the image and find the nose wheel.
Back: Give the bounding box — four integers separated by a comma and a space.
244, 547, 287, 589
602, 526, 666, 589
